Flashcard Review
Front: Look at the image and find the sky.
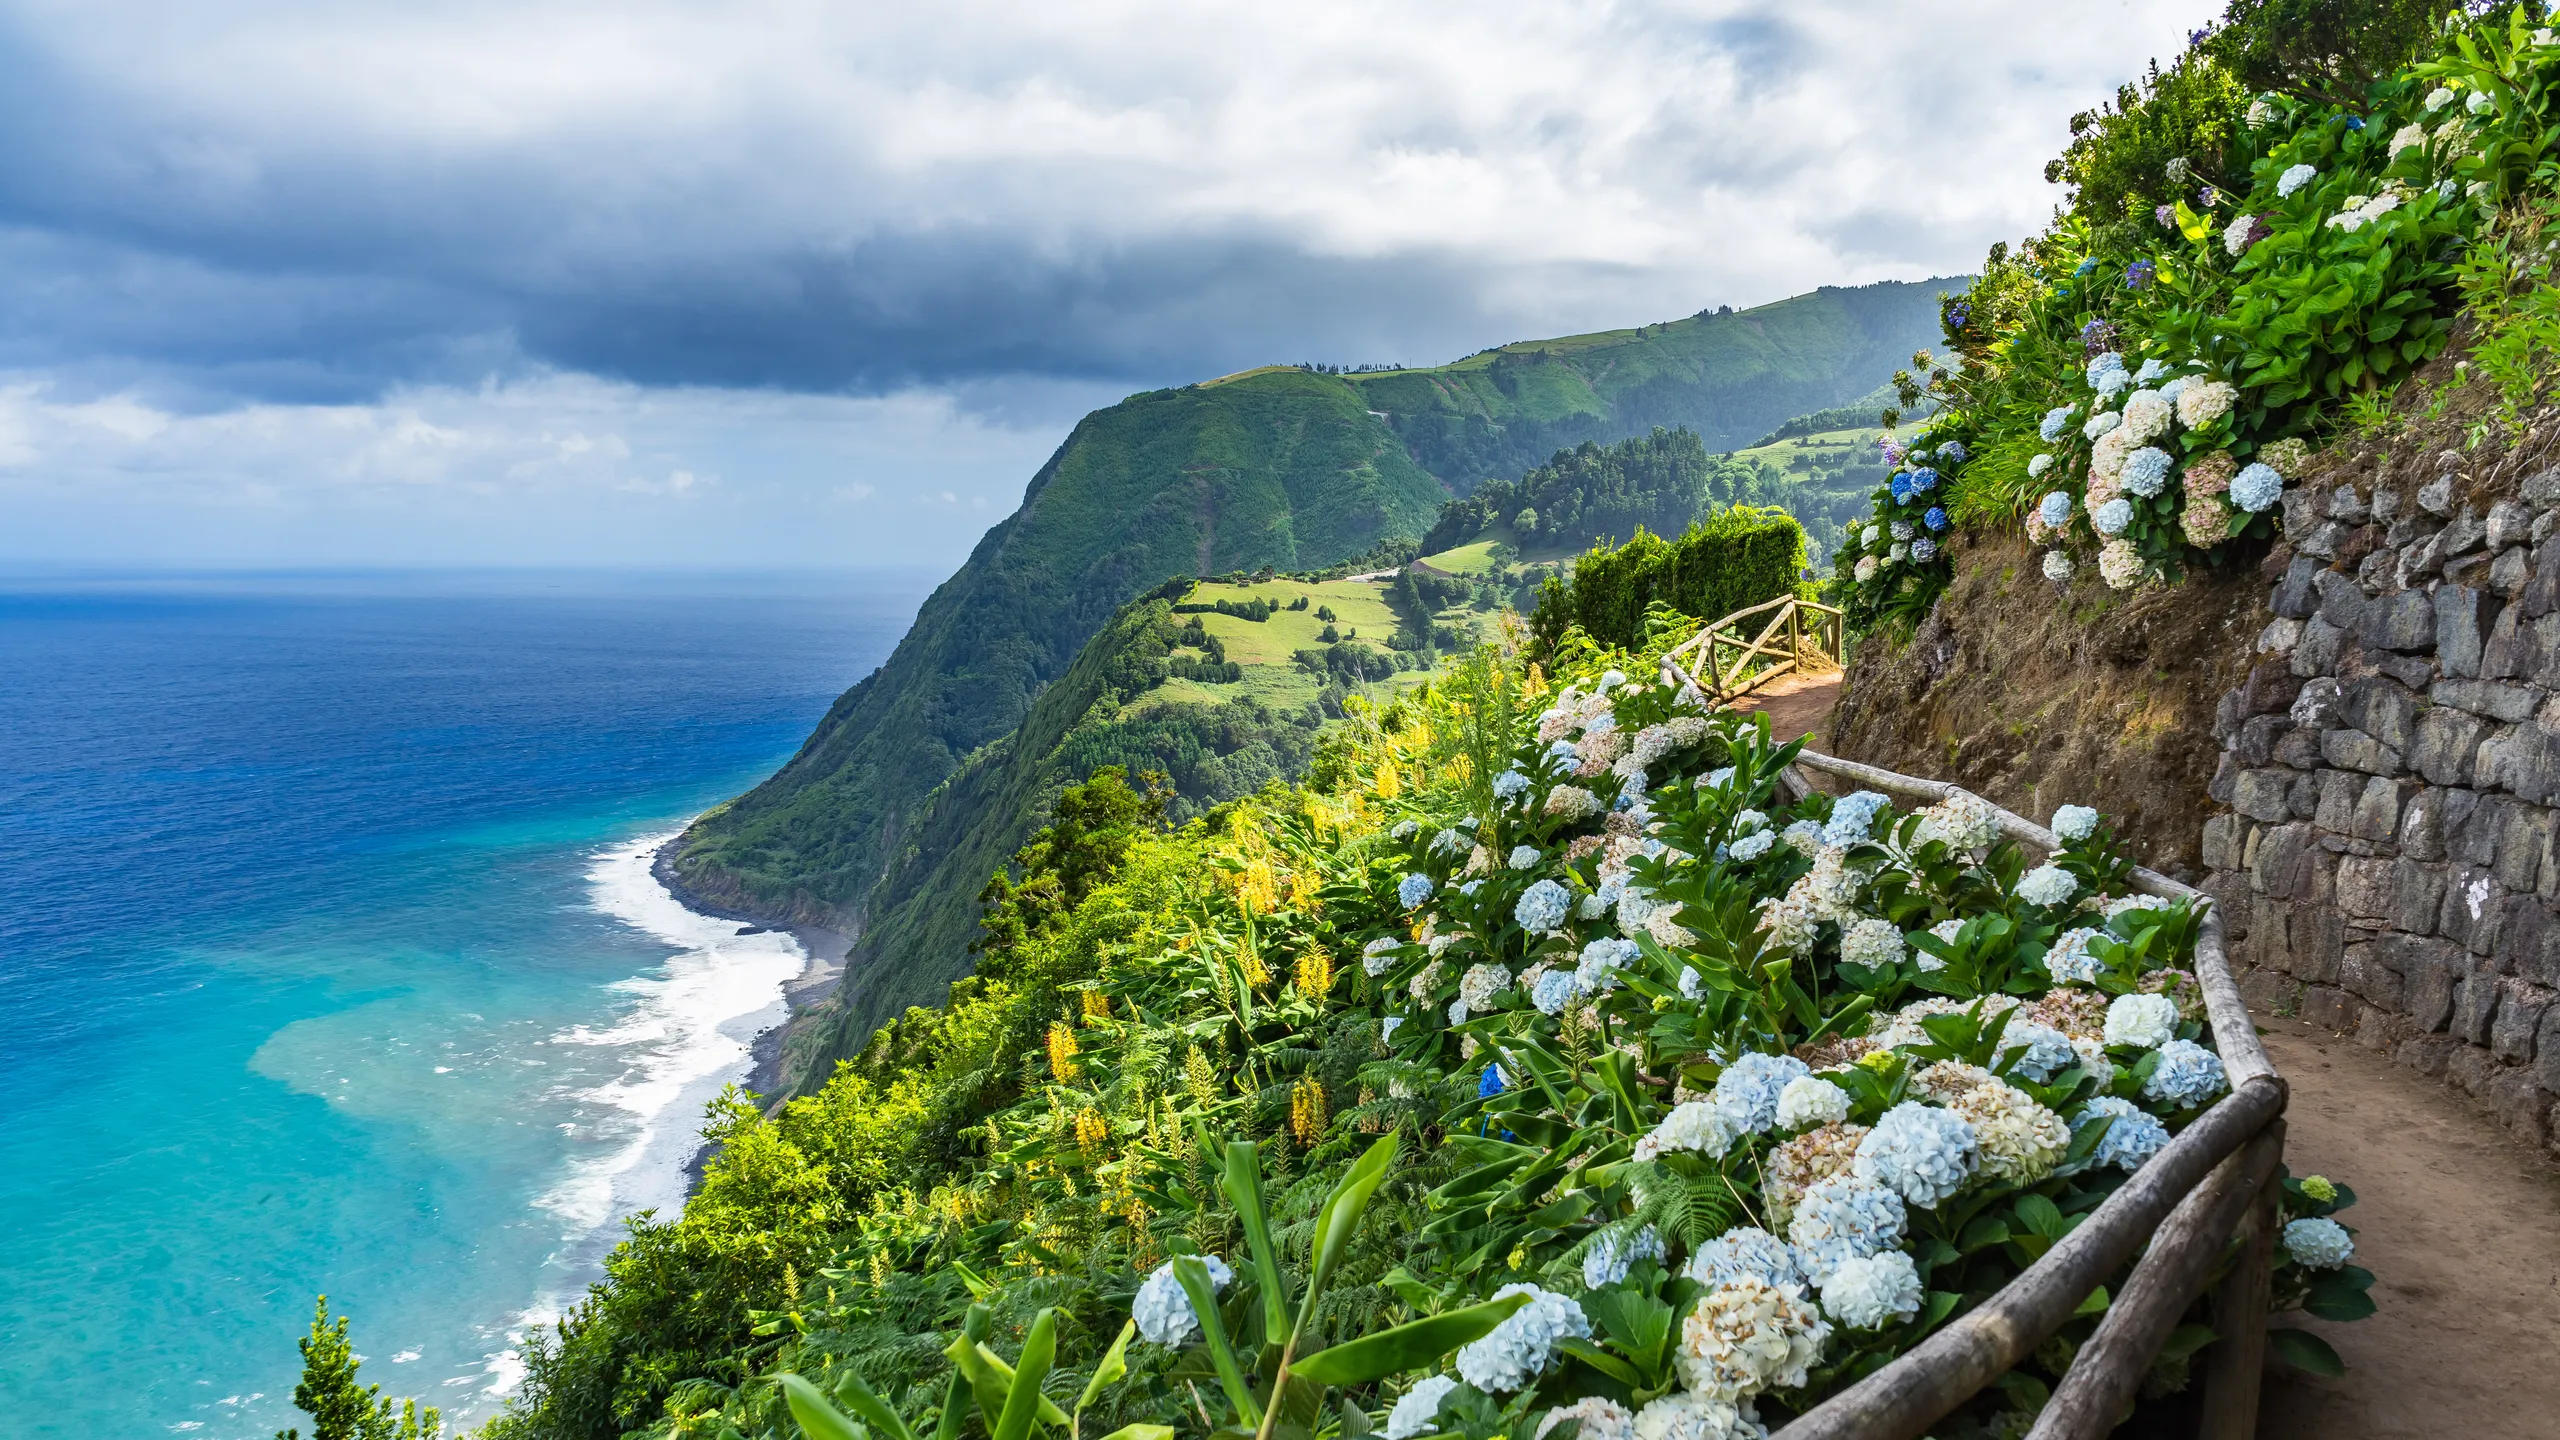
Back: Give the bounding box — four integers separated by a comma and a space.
0, 0, 2222, 569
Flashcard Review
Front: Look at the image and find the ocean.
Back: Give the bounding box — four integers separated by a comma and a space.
0, 567, 929, 1437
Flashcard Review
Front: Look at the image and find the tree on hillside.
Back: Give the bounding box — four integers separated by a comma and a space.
972, 766, 1169, 981
276, 1297, 441, 1440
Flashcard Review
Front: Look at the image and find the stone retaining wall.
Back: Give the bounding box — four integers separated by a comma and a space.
2204, 426, 2560, 1154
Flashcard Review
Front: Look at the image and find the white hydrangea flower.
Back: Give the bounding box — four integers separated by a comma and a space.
2175, 379, 2237, 430
1581, 1225, 1665, 1289
1456, 1284, 1591, 1393
1781, 820, 1823, 856
1776, 1075, 1852, 1130
1634, 1099, 1745, 1162
2425, 86, 2455, 113
2283, 1217, 2355, 1269
1854, 1102, 1979, 1207
1685, 1226, 1806, 1290
2083, 411, 2122, 442
2028, 453, 2055, 480
2104, 992, 2179, 1049
1381, 1015, 1403, 1043
1842, 917, 1906, 971
1362, 936, 1401, 976
1133, 1254, 1236, 1345
1679, 965, 1704, 999
2144, 1037, 2227, 1108
1787, 1175, 1907, 1284
2079, 1096, 2170, 1171
2222, 212, 2258, 256
1950, 1081, 2070, 1184
2277, 163, 2317, 197
2051, 804, 2099, 841
1648, 906, 1698, 950
1577, 936, 1638, 991
2468, 88, 2494, 115
1633, 1392, 1760, 1440
2017, 865, 2078, 907
1507, 844, 1542, 871
1385, 1376, 1461, 1440
1820, 1250, 1923, 1329
2043, 550, 2075, 582
1459, 963, 1512, 1013
1854, 556, 1880, 584
2043, 927, 2103, 984
2247, 95, 2276, 127
2098, 539, 2145, 591
1676, 1278, 1829, 1401
2120, 389, 2172, 444
1544, 786, 1602, 821
1912, 793, 1998, 852
1731, 830, 1777, 862
1539, 1397, 1639, 1440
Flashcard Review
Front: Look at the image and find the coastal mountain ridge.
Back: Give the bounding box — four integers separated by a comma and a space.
665, 276, 1965, 1074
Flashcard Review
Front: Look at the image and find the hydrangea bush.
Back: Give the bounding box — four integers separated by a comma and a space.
1835, 12, 2560, 619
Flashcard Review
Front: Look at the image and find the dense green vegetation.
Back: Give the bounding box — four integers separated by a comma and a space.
671, 281, 1958, 1060
1836, 2, 2560, 632
1528, 512, 1811, 656
436, 625, 2359, 1440
1417, 429, 1788, 557
1347, 282, 1959, 491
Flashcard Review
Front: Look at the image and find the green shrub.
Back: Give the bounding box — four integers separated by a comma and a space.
1530, 509, 1808, 655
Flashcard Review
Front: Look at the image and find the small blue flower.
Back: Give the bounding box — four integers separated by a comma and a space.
1923, 506, 1949, 533
2075, 256, 2100, 277
2125, 258, 2157, 290
2038, 491, 2073, 528
1910, 536, 1938, 563
1479, 1063, 1508, 1098
2345, 115, 2366, 131
1938, 440, 1969, 464
1907, 466, 1939, 494
1889, 472, 1912, 503
1398, 873, 1435, 908
1945, 302, 1971, 331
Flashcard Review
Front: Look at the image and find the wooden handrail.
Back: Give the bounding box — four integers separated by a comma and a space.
1660, 594, 1843, 704
1761, 749, 2285, 1440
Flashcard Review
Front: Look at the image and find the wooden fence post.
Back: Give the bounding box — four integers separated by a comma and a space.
2196, 1118, 2284, 1440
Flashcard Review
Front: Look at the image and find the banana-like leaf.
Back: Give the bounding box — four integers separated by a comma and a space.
944, 1336, 1073, 1429
937, 1308, 994, 1440
1296, 1135, 1399, 1335
1078, 1319, 1139, 1413
1221, 1139, 1292, 1339
829, 1368, 921, 1440
1093, 1428, 1176, 1440
1174, 1254, 1263, 1426
774, 1373, 865, 1440
993, 1309, 1057, 1440
1289, 1293, 1531, 1387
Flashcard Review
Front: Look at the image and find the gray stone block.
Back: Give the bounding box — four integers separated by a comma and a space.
2201, 813, 2242, 873
2400, 786, 2449, 861
2439, 585, 2495, 677
2289, 771, 2323, 820
2412, 706, 2490, 785
2275, 727, 2326, 769
2481, 603, 2541, 679
2233, 713, 2293, 766
2405, 938, 2464, 1030
2535, 1008, 2560, 1093
2315, 769, 2364, 834
2494, 545, 2533, 595
2419, 474, 2456, 517
2321, 727, 2402, 775
2527, 539, 2560, 618
2352, 775, 2407, 843
2500, 806, 2560, 894
2341, 676, 2420, 750
2271, 554, 2322, 620
2432, 676, 2539, 722
2399, 1032, 2459, 1075
2342, 936, 2408, 1009
2252, 823, 2320, 900
2294, 615, 2349, 677
2313, 569, 2368, 631
2365, 588, 2438, 651
2393, 857, 2446, 934
2337, 854, 2397, 921
2490, 1067, 2553, 1148
2443, 504, 2489, 557
2453, 969, 2502, 1044
2234, 768, 2295, 823
2303, 985, 2358, 1030
2289, 675, 2342, 727
2450, 1042, 2497, 1096
2490, 498, 2534, 551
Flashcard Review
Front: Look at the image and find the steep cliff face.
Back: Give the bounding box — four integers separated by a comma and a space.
1827, 529, 2269, 879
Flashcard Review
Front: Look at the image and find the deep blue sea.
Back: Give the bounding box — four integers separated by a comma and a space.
0, 567, 930, 1437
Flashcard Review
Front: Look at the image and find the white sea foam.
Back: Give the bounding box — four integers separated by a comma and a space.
481, 826, 806, 1402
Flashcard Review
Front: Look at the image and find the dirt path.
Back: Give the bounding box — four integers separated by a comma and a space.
2253, 1019, 2560, 1438
1725, 670, 1839, 747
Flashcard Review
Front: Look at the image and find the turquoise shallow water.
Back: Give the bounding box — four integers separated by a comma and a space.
0, 568, 927, 1437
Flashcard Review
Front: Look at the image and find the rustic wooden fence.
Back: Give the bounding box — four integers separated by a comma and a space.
1657, 594, 1844, 703
1647, 630, 2291, 1440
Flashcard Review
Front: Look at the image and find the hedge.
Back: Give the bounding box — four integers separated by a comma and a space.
1530, 507, 1807, 653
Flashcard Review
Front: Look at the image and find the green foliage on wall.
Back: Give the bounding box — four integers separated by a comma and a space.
1529, 510, 1809, 655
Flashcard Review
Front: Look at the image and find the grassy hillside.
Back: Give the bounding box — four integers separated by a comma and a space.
1348, 280, 1959, 489
809, 573, 1499, 1065
667, 369, 1444, 929
670, 278, 1965, 1062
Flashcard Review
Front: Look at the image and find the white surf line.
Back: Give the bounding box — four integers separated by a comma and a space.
477, 826, 807, 1404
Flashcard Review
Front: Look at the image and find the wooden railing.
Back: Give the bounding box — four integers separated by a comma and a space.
1760, 751, 2286, 1440
1658, 594, 1844, 703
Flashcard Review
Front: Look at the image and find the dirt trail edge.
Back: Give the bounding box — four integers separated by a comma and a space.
2255, 1020, 2560, 1439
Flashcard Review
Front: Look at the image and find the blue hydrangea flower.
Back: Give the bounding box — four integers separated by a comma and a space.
1822, 1249, 1924, 1329
1384, 1377, 1458, 1440
1133, 1254, 1237, 1345
1531, 967, 1582, 1015
1908, 467, 1939, 494
2039, 405, 2077, 442
2125, 258, 2157, 290
2075, 257, 2100, 277
2086, 351, 2128, 390
2134, 358, 2168, 384
2143, 1038, 2228, 1109
1787, 1176, 1907, 1284
1923, 506, 1949, 533
1824, 790, 1891, 845
1999, 1022, 2081, 1083
1457, 879, 1482, 897
1515, 879, 1572, 932
1398, 873, 1435, 908
1580, 1225, 1664, 1289
2092, 498, 2134, 536
1714, 1052, 1812, 1132
2122, 447, 2175, 497
1493, 768, 1531, 801
1577, 936, 1639, 990
1854, 1102, 1980, 1206
2044, 927, 2104, 984
1910, 537, 1939, 563
1454, 1284, 1590, 1393
1683, 1226, 1804, 1289
2283, 1217, 2354, 1269
2231, 462, 2283, 512
2038, 491, 2073, 528
1889, 472, 1913, 503
1479, 1063, 1508, 1098
1730, 829, 1776, 862
2160, 375, 2190, 402
1939, 441, 1970, 464
2078, 1095, 2170, 1171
